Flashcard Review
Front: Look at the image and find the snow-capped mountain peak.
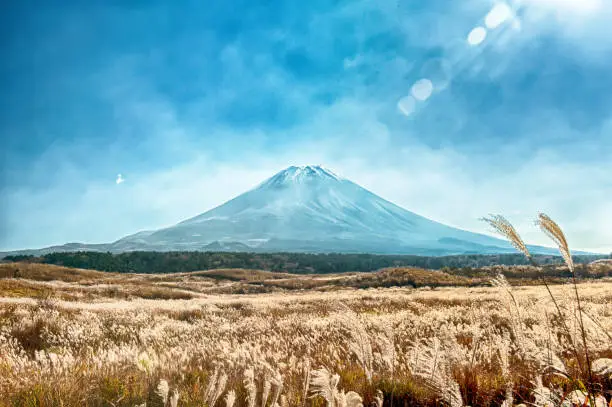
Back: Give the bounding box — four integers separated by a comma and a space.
259, 165, 342, 188
0, 166, 564, 257
107, 165, 557, 255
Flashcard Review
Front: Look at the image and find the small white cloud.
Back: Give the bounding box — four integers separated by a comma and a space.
116, 174, 125, 184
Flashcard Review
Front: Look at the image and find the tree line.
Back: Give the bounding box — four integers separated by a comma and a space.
2, 251, 608, 275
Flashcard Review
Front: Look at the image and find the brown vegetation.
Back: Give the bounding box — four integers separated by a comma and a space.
1, 217, 611, 407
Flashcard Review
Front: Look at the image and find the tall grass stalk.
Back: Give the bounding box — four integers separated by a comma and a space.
535, 213, 593, 390
482, 213, 597, 406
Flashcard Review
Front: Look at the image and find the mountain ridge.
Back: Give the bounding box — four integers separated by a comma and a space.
1, 165, 577, 256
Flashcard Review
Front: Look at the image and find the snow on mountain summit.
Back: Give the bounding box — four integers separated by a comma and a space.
181, 165, 353, 223
259, 165, 343, 188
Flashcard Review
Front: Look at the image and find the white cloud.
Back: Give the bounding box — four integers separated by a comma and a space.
4, 109, 610, 253
519, 0, 603, 15
513, 0, 612, 57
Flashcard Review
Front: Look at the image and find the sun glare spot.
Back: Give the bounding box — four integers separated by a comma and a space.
397, 96, 416, 116
420, 58, 452, 91
485, 3, 513, 29
411, 79, 434, 101
467, 26, 487, 46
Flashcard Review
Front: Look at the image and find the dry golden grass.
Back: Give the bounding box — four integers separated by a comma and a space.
0, 262, 482, 300
0, 261, 610, 406
0, 262, 115, 282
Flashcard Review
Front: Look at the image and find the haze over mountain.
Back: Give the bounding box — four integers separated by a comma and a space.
2, 165, 561, 256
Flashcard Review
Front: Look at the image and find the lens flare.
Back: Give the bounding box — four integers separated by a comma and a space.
485, 3, 513, 29
467, 26, 488, 46
411, 79, 434, 101
397, 96, 417, 116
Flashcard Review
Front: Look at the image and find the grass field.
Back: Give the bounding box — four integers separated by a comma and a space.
0, 262, 611, 406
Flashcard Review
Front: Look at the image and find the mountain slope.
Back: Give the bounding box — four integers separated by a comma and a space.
109, 165, 554, 255
2, 165, 570, 257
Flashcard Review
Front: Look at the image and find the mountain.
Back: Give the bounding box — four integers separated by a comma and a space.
2, 165, 564, 257
108, 165, 555, 255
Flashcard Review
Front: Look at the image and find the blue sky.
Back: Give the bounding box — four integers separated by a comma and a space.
1, 0, 611, 253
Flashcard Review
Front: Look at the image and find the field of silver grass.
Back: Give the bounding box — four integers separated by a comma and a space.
0, 214, 610, 406
0, 280, 610, 406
